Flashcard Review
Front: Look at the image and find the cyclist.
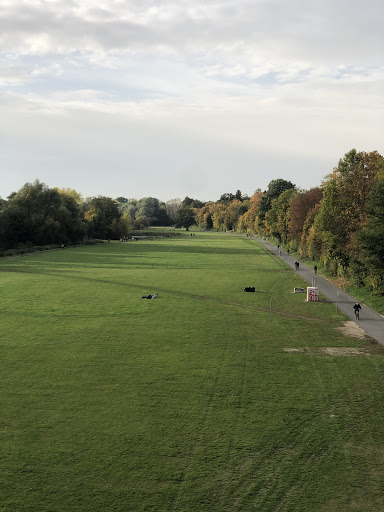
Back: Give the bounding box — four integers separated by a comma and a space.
353, 302, 362, 320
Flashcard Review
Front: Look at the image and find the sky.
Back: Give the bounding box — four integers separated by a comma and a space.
1, 0, 383, 202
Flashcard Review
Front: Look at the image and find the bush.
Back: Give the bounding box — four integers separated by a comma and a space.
84, 239, 105, 245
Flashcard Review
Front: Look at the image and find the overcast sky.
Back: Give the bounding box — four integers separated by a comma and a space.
1, 0, 383, 202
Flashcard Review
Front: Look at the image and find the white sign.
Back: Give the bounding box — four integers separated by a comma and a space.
307, 287, 319, 302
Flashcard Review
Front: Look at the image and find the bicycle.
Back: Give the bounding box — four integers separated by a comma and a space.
354, 308, 360, 321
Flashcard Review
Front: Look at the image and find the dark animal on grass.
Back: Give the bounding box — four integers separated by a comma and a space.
244, 287, 255, 292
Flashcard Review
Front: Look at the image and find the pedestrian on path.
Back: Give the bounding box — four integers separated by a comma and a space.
314, 265, 317, 275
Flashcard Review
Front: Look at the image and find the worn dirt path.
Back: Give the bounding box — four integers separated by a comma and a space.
253, 237, 384, 346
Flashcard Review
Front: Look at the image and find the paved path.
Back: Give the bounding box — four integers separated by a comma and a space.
254, 237, 384, 346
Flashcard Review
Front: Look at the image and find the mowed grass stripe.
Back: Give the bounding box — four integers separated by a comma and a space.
1, 232, 384, 511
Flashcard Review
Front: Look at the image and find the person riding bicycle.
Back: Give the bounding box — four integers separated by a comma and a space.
353, 302, 362, 318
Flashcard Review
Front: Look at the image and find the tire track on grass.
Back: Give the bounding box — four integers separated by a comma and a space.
169, 332, 233, 511
230, 410, 332, 511
217, 335, 250, 509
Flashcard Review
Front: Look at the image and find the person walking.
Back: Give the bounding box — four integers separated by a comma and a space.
314, 265, 317, 275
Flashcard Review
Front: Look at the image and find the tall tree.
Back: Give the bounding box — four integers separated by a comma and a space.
166, 198, 182, 223
263, 188, 297, 242
237, 192, 264, 233
359, 179, 384, 293
289, 188, 323, 242
316, 149, 383, 273
258, 179, 295, 232
175, 205, 196, 231
83, 196, 120, 239
182, 197, 205, 208
196, 203, 215, 230
5, 180, 65, 246
55, 188, 87, 242
223, 199, 243, 231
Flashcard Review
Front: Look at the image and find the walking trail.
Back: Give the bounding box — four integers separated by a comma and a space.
254, 237, 384, 346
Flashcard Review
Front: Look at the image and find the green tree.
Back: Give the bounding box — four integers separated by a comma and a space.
359, 179, 384, 293
133, 216, 149, 229
55, 188, 87, 242
264, 188, 296, 242
166, 198, 182, 223
5, 180, 65, 246
258, 179, 295, 232
175, 206, 196, 230
115, 197, 128, 204
83, 196, 120, 239
316, 149, 383, 275
182, 196, 205, 208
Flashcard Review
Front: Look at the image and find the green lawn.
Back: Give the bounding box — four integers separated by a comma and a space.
1, 232, 384, 511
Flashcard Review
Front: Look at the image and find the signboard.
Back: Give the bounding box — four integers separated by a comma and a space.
307, 287, 319, 302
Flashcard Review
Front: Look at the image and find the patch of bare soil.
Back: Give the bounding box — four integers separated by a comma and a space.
335, 321, 368, 340
283, 346, 372, 356
319, 347, 371, 357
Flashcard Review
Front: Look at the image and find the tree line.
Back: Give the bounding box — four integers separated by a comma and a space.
1, 148, 383, 293
193, 149, 384, 295
0, 183, 201, 251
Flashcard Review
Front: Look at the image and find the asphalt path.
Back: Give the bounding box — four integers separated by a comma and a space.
254, 237, 384, 346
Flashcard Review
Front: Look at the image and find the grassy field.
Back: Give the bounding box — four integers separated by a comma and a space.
1, 232, 384, 511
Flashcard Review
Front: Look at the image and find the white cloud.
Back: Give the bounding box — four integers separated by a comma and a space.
0, 66, 30, 85
0, 0, 383, 200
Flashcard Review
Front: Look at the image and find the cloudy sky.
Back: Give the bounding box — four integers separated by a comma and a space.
1, 0, 383, 202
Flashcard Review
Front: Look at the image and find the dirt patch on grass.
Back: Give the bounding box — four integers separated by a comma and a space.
283, 346, 372, 356
319, 347, 371, 356
283, 348, 307, 353
335, 321, 368, 340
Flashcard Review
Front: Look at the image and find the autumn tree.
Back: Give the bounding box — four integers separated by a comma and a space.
223, 199, 244, 231
289, 188, 323, 242
299, 203, 322, 260
196, 203, 214, 230
211, 204, 227, 231
316, 149, 384, 275
237, 192, 264, 233
258, 179, 295, 232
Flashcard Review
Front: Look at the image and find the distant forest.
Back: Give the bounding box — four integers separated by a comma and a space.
1, 149, 383, 294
